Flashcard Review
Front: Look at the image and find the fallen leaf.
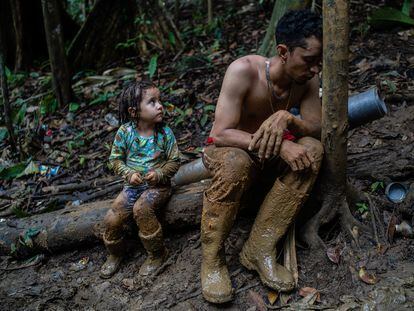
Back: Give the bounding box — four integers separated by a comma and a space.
299, 287, 321, 303
79, 257, 89, 265
376, 244, 388, 255
247, 290, 267, 311
355, 58, 371, 73
279, 292, 291, 305
200, 95, 213, 104
358, 267, 377, 285
326, 246, 341, 264
386, 215, 397, 242
267, 290, 278, 305
122, 278, 135, 290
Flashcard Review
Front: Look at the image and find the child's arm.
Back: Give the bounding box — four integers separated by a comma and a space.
109, 126, 138, 183
154, 127, 181, 184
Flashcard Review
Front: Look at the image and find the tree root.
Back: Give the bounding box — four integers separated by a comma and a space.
301, 187, 371, 251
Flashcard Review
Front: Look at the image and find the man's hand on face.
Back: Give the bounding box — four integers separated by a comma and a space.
130, 172, 143, 185
248, 110, 293, 160
144, 170, 159, 186
279, 140, 318, 172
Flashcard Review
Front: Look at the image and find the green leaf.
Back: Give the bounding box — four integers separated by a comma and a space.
79, 156, 86, 166
369, 7, 414, 27
69, 102, 80, 112
23, 228, 41, 246
5, 66, 12, 79
168, 32, 176, 46
148, 54, 158, 78
175, 107, 185, 116
13, 103, 27, 125
30, 72, 40, 78
51, 98, 58, 113
402, 0, 412, 16
39, 95, 57, 115
0, 127, 9, 141
370, 181, 384, 193
0, 162, 27, 180
16, 161, 39, 178
381, 79, 397, 94
185, 108, 193, 116
203, 104, 216, 112
89, 92, 116, 106
356, 202, 369, 213
200, 114, 208, 127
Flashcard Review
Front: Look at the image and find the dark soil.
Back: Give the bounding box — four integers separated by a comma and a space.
1, 1, 414, 310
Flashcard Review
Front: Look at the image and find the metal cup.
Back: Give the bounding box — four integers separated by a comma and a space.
348, 87, 387, 129
385, 182, 408, 203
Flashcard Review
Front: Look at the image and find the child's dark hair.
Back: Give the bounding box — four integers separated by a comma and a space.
118, 80, 156, 124
118, 80, 165, 144
275, 9, 322, 51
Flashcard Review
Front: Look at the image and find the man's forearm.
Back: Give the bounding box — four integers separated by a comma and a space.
289, 117, 321, 139
211, 129, 252, 150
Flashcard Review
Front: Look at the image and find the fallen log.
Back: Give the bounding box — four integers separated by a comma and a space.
0, 180, 209, 258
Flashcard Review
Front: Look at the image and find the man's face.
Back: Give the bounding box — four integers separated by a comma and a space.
285, 36, 322, 84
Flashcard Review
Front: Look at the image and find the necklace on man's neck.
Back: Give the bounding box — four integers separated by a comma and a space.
265, 59, 293, 113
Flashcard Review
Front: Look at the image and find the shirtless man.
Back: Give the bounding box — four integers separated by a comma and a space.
201, 10, 324, 303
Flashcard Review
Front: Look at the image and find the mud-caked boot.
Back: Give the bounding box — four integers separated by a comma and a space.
201, 194, 239, 304
138, 225, 168, 276
100, 235, 125, 279
240, 179, 308, 292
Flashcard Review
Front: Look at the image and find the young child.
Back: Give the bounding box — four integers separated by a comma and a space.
100, 80, 180, 278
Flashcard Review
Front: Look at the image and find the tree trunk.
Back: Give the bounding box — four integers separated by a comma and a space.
258, 0, 312, 56
0, 181, 209, 258
0, 46, 18, 155
9, 0, 24, 71
68, 0, 138, 71
155, 0, 184, 50
41, 0, 73, 107
207, 0, 213, 24
1, 0, 77, 72
301, 0, 365, 250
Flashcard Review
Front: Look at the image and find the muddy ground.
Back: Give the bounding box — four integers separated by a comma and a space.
2, 1, 414, 310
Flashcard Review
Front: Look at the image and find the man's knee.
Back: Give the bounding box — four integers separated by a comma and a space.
215, 148, 252, 183
297, 137, 324, 160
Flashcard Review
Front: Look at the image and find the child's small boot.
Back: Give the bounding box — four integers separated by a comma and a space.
100, 235, 125, 278
138, 225, 168, 276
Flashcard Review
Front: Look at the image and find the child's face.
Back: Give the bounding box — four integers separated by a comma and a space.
134, 87, 163, 124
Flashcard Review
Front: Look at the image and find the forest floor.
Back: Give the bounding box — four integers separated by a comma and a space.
1, 1, 414, 310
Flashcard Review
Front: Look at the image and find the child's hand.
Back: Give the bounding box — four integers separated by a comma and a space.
144, 170, 158, 186
130, 172, 143, 185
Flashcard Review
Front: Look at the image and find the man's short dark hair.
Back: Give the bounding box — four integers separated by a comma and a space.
275, 9, 322, 50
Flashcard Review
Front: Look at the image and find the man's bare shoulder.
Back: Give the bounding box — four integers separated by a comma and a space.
226, 55, 265, 79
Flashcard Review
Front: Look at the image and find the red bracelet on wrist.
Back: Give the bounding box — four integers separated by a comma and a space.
282, 130, 296, 141
205, 137, 215, 145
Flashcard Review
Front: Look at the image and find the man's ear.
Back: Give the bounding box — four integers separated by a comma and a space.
128, 107, 136, 117
276, 44, 289, 62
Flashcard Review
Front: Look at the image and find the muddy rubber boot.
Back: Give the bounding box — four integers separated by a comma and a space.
240, 179, 307, 292
201, 194, 239, 304
100, 236, 125, 279
138, 225, 168, 276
